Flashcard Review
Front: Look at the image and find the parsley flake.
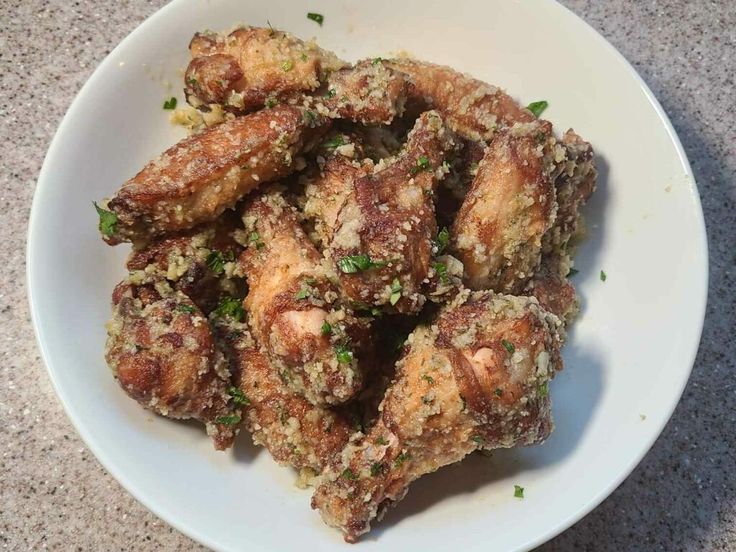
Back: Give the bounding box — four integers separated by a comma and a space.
281, 60, 294, 72
337, 254, 388, 274
341, 467, 358, 480
514, 485, 525, 499
600, 270, 607, 282
216, 415, 241, 426
434, 227, 450, 254
372, 57, 383, 65
303, 109, 318, 125
410, 155, 431, 175
335, 344, 354, 364
433, 262, 449, 284
501, 339, 515, 354
324, 88, 336, 98
389, 278, 402, 306
307, 12, 324, 25
321, 321, 332, 335
538, 381, 549, 397
248, 231, 264, 249
163, 97, 177, 110
93, 202, 118, 238
323, 135, 345, 149
370, 462, 385, 476
472, 435, 483, 444
176, 304, 196, 314
228, 386, 251, 406
265, 97, 278, 108
206, 250, 234, 274
494, 388, 503, 397
421, 374, 435, 385
527, 100, 548, 117
394, 452, 411, 467
214, 297, 244, 322
375, 436, 388, 446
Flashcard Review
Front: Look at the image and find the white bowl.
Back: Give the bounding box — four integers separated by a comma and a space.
27, 0, 708, 550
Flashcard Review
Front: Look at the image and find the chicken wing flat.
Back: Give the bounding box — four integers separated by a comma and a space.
317, 60, 408, 125
451, 121, 558, 293
125, 213, 244, 313
325, 111, 458, 313
101, 105, 329, 244
239, 189, 371, 405
385, 59, 534, 142
185, 26, 345, 113
214, 319, 355, 475
312, 291, 563, 541
105, 280, 239, 450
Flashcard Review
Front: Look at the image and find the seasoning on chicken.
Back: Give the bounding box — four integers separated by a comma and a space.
385, 59, 535, 142
185, 26, 345, 113
105, 280, 239, 450
99, 105, 329, 244
320, 111, 457, 313
239, 188, 371, 405
451, 121, 558, 293
311, 291, 563, 541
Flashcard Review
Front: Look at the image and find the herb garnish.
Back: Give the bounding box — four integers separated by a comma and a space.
370, 462, 385, 476
228, 386, 251, 406
324, 88, 336, 98
206, 250, 235, 274
93, 202, 118, 238
514, 485, 525, 499
321, 321, 332, 335
527, 100, 548, 117
375, 436, 388, 446
265, 97, 278, 108
303, 109, 318, 125
494, 388, 503, 397
434, 227, 450, 254
394, 452, 411, 467
216, 415, 241, 425
163, 97, 177, 110
389, 279, 402, 306
248, 231, 264, 249
538, 381, 549, 397
433, 262, 449, 284
421, 374, 435, 385
410, 155, 431, 175
281, 60, 294, 72
176, 304, 196, 314
214, 296, 244, 322
600, 270, 607, 282
323, 135, 345, 149
501, 339, 515, 354
337, 254, 388, 274
335, 343, 354, 364
341, 468, 358, 480
371, 57, 383, 65
295, 287, 310, 300
307, 12, 324, 25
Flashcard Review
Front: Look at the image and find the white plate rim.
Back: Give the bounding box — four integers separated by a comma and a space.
26, 1, 709, 550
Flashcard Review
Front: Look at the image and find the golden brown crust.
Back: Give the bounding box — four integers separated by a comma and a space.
239, 189, 370, 405
185, 27, 345, 113
105, 281, 239, 450
104, 106, 329, 244
452, 121, 558, 293
326, 111, 457, 313
311, 291, 563, 541
386, 59, 534, 141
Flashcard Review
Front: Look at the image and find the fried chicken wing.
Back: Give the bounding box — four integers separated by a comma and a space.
318, 60, 408, 125
125, 214, 244, 313
185, 27, 345, 113
323, 111, 457, 313
451, 121, 558, 293
386, 59, 534, 142
312, 291, 563, 541
214, 319, 355, 474
105, 280, 239, 450
239, 189, 371, 405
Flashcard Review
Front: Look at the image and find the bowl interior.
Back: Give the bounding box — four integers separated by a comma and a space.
28, 1, 707, 550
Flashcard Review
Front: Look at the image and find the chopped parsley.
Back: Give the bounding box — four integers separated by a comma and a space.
501, 339, 515, 354
216, 415, 241, 426
306, 12, 324, 25
323, 135, 345, 149
472, 435, 483, 444
294, 287, 310, 300
321, 321, 332, 336
527, 100, 548, 118
341, 467, 358, 480
433, 262, 449, 284
371, 57, 383, 65
494, 388, 503, 397
568, 268, 579, 276
394, 452, 411, 467
337, 254, 388, 274
228, 386, 251, 406
281, 59, 294, 72
176, 304, 196, 314
303, 109, 318, 125
434, 227, 450, 254
335, 343, 354, 364
375, 436, 388, 446
248, 231, 264, 249
324, 88, 336, 98
389, 279, 402, 306
206, 250, 235, 274
514, 485, 525, 499
370, 462, 385, 476
163, 97, 177, 110
421, 374, 435, 385
538, 381, 549, 397
93, 202, 118, 238
600, 270, 607, 282
264, 97, 278, 108
410, 155, 431, 175
214, 296, 244, 322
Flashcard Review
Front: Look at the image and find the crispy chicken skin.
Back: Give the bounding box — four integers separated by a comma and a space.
214, 319, 355, 473
319, 60, 408, 125
105, 280, 239, 450
385, 59, 534, 142
323, 111, 457, 313
452, 121, 558, 293
185, 26, 345, 113
312, 291, 563, 541
239, 189, 371, 405
102, 105, 329, 244
125, 214, 244, 313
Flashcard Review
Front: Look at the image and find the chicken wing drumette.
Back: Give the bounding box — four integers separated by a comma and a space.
185, 26, 345, 113
99, 105, 329, 244
385, 59, 534, 142
451, 121, 559, 293
312, 291, 563, 541
309, 111, 457, 314
213, 318, 355, 475
239, 189, 371, 405
125, 213, 244, 314
105, 280, 239, 450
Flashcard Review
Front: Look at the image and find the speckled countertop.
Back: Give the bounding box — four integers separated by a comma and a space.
1, 1, 734, 550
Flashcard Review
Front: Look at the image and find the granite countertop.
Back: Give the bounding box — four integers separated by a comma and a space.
2, 1, 734, 549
